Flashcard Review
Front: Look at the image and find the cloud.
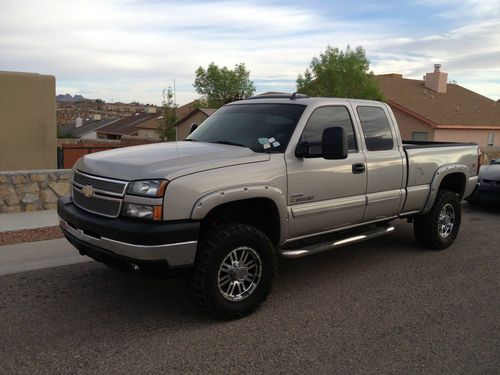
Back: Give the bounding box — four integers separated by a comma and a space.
1, 0, 498, 103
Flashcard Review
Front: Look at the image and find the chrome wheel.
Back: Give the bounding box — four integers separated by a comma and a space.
438, 203, 455, 238
217, 246, 262, 302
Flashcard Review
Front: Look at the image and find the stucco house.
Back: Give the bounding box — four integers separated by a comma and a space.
175, 108, 217, 140
376, 65, 500, 149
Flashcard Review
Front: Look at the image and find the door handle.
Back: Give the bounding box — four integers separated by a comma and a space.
352, 163, 366, 174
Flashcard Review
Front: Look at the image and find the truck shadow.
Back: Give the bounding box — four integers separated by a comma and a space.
463, 201, 500, 215
3, 222, 424, 327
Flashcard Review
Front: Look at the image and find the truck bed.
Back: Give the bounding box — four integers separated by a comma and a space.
401, 140, 478, 213
403, 140, 477, 149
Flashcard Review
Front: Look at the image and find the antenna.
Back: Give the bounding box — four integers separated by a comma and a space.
173, 77, 176, 107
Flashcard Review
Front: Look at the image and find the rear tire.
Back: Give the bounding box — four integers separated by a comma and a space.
189, 223, 276, 320
413, 189, 461, 250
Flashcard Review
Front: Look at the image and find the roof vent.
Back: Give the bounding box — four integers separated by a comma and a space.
434, 64, 441, 72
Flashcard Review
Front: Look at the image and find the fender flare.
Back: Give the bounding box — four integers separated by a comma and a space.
190, 185, 288, 243
423, 164, 468, 213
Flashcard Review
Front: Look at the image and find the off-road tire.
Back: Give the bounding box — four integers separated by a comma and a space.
413, 189, 461, 250
189, 223, 277, 320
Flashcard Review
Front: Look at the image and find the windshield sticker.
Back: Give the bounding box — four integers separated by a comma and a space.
258, 138, 269, 145
258, 137, 280, 149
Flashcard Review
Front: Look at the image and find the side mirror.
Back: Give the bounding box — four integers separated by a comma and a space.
189, 123, 198, 134
295, 126, 348, 160
322, 126, 347, 160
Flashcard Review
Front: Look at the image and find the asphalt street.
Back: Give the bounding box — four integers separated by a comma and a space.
1, 203, 499, 374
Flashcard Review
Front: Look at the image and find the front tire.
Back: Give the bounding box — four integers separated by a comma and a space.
413, 189, 462, 250
189, 223, 277, 320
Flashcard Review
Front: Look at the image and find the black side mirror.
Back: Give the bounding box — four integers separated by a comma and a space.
189, 123, 198, 134
322, 126, 347, 160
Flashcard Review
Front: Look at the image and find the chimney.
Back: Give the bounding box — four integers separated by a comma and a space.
424, 64, 448, 93
75, 117, 83, 128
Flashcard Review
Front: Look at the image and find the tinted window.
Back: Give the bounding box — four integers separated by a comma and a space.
357, 106, 394, 151
300, 106, 357, 152
188, 104, 306, 153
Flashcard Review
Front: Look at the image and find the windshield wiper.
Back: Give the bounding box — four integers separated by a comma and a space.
184, 138, 198, 142
210, 140, 248, 148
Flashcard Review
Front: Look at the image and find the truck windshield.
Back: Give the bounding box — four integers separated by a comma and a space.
186, 103, 306, 153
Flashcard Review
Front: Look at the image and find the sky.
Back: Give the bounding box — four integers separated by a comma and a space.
1, 0, 499, 105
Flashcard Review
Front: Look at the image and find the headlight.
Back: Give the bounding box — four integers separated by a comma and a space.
122, 203, 163, 220
127, 180, 168, 197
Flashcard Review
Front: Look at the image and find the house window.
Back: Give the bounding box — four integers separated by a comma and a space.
487, 132, 495, 146
412, 132, 428, 141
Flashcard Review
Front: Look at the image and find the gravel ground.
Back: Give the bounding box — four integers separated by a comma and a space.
0, 203, 499, 374
0, 226, 64, 246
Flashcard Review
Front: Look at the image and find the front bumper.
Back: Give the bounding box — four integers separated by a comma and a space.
58, 197, 200, 268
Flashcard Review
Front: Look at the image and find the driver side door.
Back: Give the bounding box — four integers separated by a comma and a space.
285, 105, 367, 239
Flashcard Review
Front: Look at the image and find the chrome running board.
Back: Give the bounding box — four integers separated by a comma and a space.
279, 225, 395, 259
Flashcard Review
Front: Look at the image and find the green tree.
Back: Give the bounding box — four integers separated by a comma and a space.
297, 45, 384, 101
157, 87, 177, 141
194, 62, 256, 107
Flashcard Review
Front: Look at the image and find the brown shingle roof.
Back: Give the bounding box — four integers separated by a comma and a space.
376, 74, 500, 127
96, 113, 155, 135
174, 108, 217, 127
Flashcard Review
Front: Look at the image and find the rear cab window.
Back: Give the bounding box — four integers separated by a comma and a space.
356, 106, 394, 151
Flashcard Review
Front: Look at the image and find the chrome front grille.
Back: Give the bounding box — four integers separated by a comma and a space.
71, 170, 128, 218
73, 170, 127, 196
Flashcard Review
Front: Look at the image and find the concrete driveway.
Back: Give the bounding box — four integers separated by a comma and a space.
0, 203, 499, 374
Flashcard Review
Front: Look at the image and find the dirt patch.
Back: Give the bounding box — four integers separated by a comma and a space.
0, 226, 64, 246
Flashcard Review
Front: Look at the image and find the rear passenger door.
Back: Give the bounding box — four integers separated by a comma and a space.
354, 105, 405, 221
286, 105, 367, 238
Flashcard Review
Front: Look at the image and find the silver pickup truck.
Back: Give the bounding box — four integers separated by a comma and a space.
58, 94, 480, 319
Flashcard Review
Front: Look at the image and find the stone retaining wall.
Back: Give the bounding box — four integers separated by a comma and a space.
0, 169, 72, 213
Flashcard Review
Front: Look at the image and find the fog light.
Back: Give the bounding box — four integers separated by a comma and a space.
123, 203, 162, 220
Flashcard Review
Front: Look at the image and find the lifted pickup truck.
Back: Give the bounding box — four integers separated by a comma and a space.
58, 94, 480, 319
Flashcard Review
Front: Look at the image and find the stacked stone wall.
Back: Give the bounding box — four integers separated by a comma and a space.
0, 169, 71, 213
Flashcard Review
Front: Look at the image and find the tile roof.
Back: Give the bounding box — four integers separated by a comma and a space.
376, 74, 500, 127
58, 118, 119, 137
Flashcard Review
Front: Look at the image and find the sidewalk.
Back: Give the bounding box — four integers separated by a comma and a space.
0, 209, 59, 232
0, 238, 92, 276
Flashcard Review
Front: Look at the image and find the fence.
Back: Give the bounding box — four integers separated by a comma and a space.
57, 139, 158, 169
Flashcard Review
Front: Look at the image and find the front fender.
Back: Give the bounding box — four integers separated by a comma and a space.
190, 185, 288, 243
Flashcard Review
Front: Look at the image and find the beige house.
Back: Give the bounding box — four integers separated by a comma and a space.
175, 108, 216, 140
376, 65, 500, 149
0, 71, 57, 171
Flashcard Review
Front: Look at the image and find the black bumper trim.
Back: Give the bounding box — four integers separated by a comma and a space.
57, 197, 200, 246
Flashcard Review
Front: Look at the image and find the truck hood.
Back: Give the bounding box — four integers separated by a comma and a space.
74, 141, 270, 181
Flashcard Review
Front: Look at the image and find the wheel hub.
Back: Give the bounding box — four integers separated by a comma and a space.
217, 246, 262, 302
438, 203, 455, 239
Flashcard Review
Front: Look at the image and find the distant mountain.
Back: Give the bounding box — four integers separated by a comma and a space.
56, 94, 87, 102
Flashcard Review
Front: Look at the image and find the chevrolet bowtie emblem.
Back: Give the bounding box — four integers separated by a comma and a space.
82, 185, 94, 198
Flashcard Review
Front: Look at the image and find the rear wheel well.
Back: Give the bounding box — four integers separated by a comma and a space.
201, 198, 281, 246
439, 172, 466, 199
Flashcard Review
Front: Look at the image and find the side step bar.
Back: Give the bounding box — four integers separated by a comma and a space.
279, 225, 395, 259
